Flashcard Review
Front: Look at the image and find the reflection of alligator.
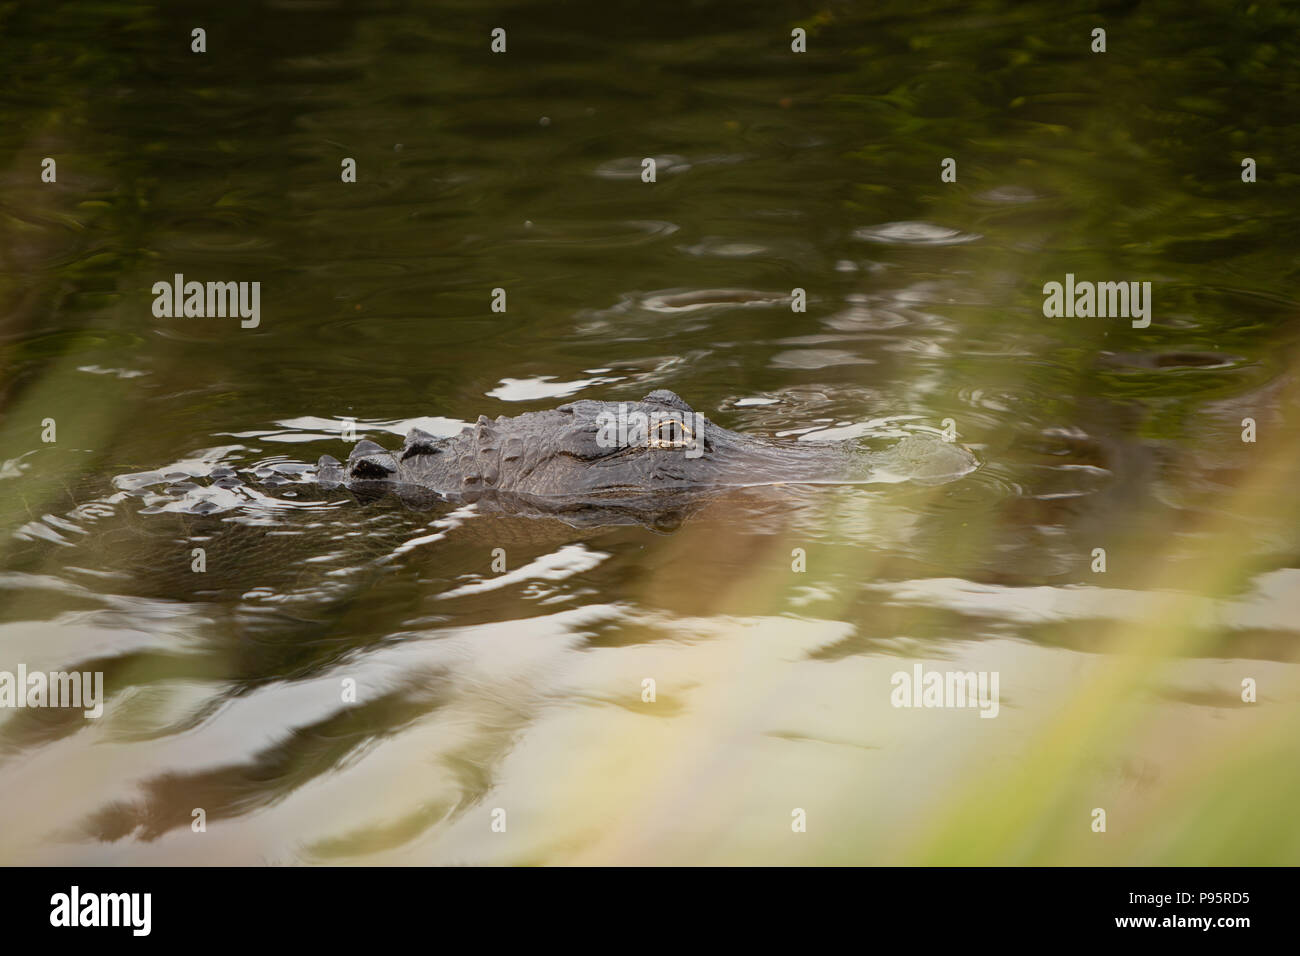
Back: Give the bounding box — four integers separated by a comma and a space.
317, 389, 978, 516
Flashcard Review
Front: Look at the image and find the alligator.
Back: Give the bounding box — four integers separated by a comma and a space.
315, 389, 978, 519
16, 389, 978, 618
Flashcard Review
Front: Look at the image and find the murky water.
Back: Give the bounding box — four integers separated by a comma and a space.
2, 1, 1298, 864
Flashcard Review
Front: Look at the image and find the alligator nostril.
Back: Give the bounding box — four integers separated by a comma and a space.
352, 458, 396, 479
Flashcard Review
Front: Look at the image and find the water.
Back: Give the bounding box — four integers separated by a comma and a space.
1, 1, 1298, 864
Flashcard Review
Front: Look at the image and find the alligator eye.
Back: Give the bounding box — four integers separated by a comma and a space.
647, 417, 694, 448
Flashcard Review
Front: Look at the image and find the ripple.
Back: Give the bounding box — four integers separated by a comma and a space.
853, 221, 982, 245
823, 302, 913, 331
503, 218, 679, 247
769, 349, 874, 370
677, 237, 770, 258
638, 288, 792, 313
575, 289, 792, 337
955, 386, 1017, 413
1099, 350, 1243, 371
594, 155, 691, 180
486, 375, 622, 402
437, 544, 607, 600
1, 451, 36, 480
77, 364, 148, 379
229, 415, 471, 442
123, 458, 325, 517
154, 231, 279, 254
720, 385, 886, 427
974, 185, 1041, 204
823, 291, 953, 332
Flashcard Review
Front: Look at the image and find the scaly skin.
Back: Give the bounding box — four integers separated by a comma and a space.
317, 389, 978, 509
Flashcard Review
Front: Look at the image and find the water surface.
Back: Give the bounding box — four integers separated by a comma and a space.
1, 0, 1298, 864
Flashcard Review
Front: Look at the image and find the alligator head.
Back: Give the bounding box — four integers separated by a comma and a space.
317, 389, 978, 517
